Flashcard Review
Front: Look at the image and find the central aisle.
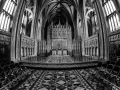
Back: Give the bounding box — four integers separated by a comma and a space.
17, 70, 94, 90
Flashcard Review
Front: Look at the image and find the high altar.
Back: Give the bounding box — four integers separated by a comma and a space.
47, 21, 72, 55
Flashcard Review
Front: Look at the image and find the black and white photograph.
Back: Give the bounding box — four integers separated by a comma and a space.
0, 0, 120, 90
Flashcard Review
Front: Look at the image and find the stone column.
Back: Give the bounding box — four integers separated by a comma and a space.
30, 0, 37, 38
11, 0, 26, 62
94, 0, 109, 61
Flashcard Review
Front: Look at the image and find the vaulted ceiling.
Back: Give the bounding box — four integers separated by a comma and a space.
37, 0, 83, 25
36, 0, 83, 39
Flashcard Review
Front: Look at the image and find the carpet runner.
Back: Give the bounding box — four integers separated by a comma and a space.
15, 70, 94, 90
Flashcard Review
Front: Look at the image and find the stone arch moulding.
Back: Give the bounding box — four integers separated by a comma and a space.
83, 0, 109, 61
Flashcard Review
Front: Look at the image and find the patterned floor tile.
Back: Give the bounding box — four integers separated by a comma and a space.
32, 70, 93, 90
17, 70, 43, 90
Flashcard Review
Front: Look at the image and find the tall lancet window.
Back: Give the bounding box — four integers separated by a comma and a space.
0, 0, 18, 31
103, 0, 120, 32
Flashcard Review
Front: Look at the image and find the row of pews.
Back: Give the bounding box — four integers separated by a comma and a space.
77, 60, 120, 90
0, 60, 34, 90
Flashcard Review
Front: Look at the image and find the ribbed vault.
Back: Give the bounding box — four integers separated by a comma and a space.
37, 0, 82, 39
41, 0, 76, 24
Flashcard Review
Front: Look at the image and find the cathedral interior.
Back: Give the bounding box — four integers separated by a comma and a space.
0, 0, 120, 90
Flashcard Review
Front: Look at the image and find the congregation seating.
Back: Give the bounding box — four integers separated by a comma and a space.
0, 59, 120, 89
98, 60, 120, 76
78, 69, 113, 90
90, 60, 120, 88
83, 69, 118, 89
0, 60, 31, 88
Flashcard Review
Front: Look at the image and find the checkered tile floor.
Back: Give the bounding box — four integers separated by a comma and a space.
32, 70, 93, 90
